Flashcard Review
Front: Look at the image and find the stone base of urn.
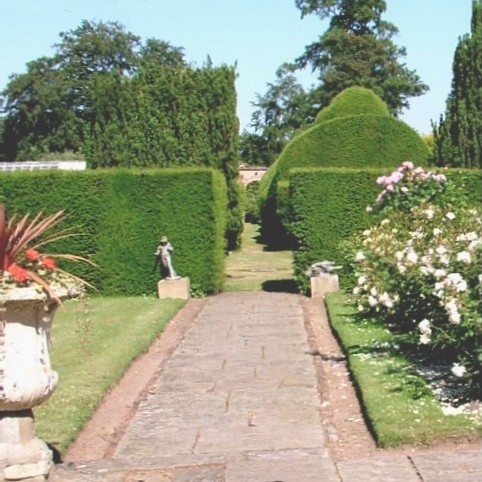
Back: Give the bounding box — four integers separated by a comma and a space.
0, 287, 67, 482
0, 410, 51, 481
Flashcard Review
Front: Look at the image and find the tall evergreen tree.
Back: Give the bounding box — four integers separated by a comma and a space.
246, 0, 428, 163
433, 0, 482, 169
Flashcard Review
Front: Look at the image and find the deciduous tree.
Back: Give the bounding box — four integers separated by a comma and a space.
1, 20, 140, 159
248, 0, 428, 162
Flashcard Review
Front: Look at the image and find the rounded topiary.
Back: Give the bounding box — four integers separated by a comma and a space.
272, 115, 430, 182
259, 86, 430, 248
315, 86, 390, 124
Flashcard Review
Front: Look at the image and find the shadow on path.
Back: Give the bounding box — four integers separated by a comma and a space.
261, 278, 298, 293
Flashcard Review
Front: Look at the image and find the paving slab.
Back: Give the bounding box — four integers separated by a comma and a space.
49, 292, 481, 482
411, 450, 482, 482
227, 448, 337, 482
111, 292, 337, 480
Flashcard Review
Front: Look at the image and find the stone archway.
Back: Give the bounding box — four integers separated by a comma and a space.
238, 166, 267, 186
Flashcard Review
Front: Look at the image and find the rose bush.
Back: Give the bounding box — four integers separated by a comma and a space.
350, 163, 481, 397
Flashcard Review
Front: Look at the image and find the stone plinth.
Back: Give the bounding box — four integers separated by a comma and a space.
157, 278, 190, 300
310, 274, 339, 299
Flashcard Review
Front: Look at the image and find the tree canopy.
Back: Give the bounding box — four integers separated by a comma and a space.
0, 20, 187, 160
433, 0, 482, 169
0, 20, 242, 249
242, 0, 428, 166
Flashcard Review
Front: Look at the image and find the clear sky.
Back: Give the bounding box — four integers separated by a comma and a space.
0, 0, 474, 135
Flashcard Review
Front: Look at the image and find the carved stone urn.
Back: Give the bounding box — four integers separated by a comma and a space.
0, 287, 65, 482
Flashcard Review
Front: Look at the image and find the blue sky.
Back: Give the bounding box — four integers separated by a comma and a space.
0, 1, 473, 135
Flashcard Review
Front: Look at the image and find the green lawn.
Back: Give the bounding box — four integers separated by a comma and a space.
35, 296, 185, 454
224, 223, 295, 292
325, 291, 481, 447
33, 226, 479, 455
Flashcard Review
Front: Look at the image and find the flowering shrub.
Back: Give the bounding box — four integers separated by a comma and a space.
366, 161, 461, 215
351, 163, 482, 397
0, 204, 93, 303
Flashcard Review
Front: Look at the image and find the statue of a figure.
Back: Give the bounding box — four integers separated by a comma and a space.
155, 236, 180, 280
305, 260, 342, 278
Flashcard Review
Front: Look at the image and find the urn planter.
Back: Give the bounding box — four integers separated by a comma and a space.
0, 287, 65, 482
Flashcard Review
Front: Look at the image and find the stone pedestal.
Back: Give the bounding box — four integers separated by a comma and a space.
0, 411, 52, 481
0, 287, 66, 482
157, 277, 190, 300
310, 274, 339, 299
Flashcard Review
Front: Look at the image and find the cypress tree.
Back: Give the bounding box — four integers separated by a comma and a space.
433, 0, 482, 168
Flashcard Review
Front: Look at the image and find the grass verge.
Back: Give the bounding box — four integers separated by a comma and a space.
35, 295, 185, 455
224, 223, 295, 292
325, 291, 480, 448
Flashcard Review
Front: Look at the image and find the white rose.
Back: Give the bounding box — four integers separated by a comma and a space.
451, 363, 466, 378
445, 299, 461, 324
436, 246, 448, 255
439, 254, 450, 266
379, 292, 394, 308
418, 319, 431, 335
406, 249, 418, 264
419, 266, 432, 276
449, 311, 461, 324
355, 251, 366, 262
419, 334, 431, 345
447, 273, 467, 292
395, 251, 404, 261
434, 269, 446, 279
456, 251, 472, 264
468, 240, 482, 251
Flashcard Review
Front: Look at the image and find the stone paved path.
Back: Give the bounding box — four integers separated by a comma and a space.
50, 292, 481, 481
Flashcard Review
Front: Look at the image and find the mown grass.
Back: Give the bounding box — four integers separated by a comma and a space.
34, 296, 185, 455
224, 222, 295, 292
33, 226, 478, 455
325, 291, 481, 447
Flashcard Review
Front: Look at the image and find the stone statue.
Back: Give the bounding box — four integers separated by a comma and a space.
305, 260, 342, 278
155, 236, 180, 280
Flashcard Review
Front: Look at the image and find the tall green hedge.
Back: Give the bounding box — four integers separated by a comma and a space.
259, 87, 430, 249
84, 66, 242, 250
289, 167, 482, 293
0, 168, 227, 296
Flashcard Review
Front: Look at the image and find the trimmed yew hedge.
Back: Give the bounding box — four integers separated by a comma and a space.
270, 115, 430, 182
259, 86, 430, 249
0, 168, 227, 296
84, 65, 242, 251
314, 86, 390, 124
289, 167, 482, 294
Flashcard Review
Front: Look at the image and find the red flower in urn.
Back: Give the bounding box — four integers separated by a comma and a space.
0, 204, 94, 303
